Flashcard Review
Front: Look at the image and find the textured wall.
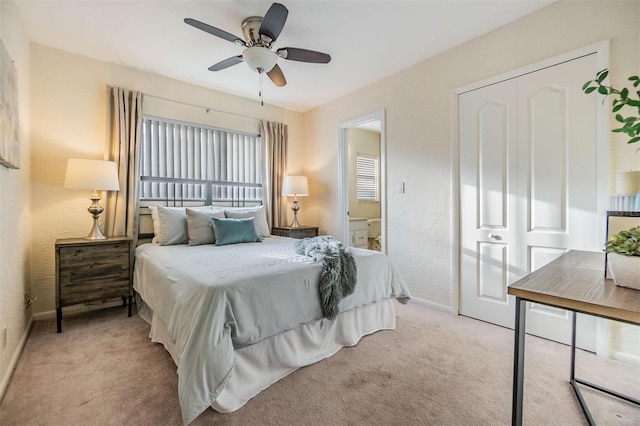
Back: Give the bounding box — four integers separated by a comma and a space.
302, 0, 640, 306
0, 0, 32, 395
29, 45, 304, 315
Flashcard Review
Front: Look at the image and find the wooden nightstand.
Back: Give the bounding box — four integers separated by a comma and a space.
55, 236, 133, 333
271, 226, 319, 239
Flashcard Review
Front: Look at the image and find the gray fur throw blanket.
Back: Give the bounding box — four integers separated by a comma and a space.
294, 235, 357, 320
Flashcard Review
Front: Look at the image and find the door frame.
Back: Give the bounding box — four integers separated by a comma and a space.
338, 110, 387, 252
451, 40, 610, 316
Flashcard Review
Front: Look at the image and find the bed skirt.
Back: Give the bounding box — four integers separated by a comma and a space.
136, 296, 396, 414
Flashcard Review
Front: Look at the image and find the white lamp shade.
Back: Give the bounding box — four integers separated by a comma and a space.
64, 159, 120, 191
282, 175, 309, 196
616, 171, 640, 194
243, 46, 278, 73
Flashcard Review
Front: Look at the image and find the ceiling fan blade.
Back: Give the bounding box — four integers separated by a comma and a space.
259, 3, 288, 42
267, 64, 287, 87
208, 56, 243, 71
185, 18, 246, 46
277, 47, 331, 64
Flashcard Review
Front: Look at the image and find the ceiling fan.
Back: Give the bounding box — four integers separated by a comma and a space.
185, 2, 331, 89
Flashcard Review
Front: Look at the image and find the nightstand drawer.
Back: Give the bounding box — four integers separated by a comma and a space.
58, 242, 130, 267
60, 277, 130, 306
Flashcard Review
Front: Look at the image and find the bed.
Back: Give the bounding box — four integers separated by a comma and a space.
133, 178, 411, 424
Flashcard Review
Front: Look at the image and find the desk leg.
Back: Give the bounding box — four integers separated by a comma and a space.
512, 297, 526, 426
570, 312, 596, 426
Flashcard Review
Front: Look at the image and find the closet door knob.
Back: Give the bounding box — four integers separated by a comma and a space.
488, 233, 502, 241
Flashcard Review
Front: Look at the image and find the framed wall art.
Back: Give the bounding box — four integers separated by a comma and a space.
0, 37, 19, 169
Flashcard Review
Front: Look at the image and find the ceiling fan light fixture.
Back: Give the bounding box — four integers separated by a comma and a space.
243, 46, 277, 73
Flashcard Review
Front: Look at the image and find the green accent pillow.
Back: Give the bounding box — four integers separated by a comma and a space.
211, 217, 262, 246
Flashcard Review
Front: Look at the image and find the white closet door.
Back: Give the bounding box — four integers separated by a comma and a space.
459, 54, 600, 350
516, 54, 599, 349
459, 79, 519, 329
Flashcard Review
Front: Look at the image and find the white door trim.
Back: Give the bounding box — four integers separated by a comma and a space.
451, 40, 610, 316
338, 110, 387, 252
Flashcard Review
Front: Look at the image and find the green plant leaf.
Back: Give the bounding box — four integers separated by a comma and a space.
629, 136, 640, 144
606, 226, 640, 255
621, 88, 629, 99
615, 114, 624, 122
597, 70, 608, 83
598, 86, 608, 95
582, 81, 592, 90
612, 104, 624, 112
584, 87, 597, 94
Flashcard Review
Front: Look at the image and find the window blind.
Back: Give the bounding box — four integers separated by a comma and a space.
140, 116, 262, 202
356, 153, 379, 201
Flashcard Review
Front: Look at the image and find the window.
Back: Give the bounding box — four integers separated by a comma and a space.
140, 116, 262, 203
356, 153, 379, 201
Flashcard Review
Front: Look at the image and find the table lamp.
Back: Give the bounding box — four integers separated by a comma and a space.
64, 158, 120, 240
282, 175, 309, 227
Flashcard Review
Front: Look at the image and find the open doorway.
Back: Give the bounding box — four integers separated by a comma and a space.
338, 111, 386, 253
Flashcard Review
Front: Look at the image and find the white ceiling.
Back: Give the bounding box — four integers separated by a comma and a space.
15, 0, 555, 112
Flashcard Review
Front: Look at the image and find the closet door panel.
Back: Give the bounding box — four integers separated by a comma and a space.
459, 80, 519, 328
529, 87, 566, 232
517, 54, 599, 350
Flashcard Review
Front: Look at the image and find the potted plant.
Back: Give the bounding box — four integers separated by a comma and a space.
605, 225, 640, 289
582, 69, 640, 146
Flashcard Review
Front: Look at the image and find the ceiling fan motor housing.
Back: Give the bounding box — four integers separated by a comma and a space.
241, 16, 265, 46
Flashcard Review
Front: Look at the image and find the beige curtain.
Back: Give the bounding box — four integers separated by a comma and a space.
261, 120, 288, 228
104, 87, 143, 241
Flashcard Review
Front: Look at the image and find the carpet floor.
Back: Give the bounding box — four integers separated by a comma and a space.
0, 302, 638, 425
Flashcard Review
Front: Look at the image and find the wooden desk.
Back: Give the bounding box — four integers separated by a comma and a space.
507, 250, 640, 425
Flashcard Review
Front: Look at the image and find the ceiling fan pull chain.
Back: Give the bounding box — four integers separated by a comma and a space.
259, 70, 264, 106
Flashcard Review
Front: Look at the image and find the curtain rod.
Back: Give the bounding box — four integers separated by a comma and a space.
144, 93, 262, 124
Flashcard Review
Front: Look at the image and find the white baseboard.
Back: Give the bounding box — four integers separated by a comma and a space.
33, 299, 129, 321
0, 315, 33, 404
609, 350, 640, 366
409, 297, 452, 313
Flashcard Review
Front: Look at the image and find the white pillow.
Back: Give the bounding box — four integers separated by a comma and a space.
186, 208, 225, 245
224, 205, 270, 238
148, 205, 211, 244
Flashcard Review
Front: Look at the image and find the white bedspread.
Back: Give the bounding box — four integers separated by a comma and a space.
134, 236, 410, 424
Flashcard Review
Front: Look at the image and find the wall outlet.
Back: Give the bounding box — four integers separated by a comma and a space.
0, 326, 6, 351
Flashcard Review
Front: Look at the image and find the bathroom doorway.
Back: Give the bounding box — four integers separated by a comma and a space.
338, 111, 386, 253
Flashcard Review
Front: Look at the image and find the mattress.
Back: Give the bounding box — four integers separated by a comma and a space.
134, 236, 410, 423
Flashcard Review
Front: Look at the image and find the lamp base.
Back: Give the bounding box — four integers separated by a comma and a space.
290, 199, 301, 228
86, 216, 107, 240
85, 194, 107, 240
290, 214, 301, 228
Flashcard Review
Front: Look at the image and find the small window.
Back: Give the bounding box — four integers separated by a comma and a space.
356, 153, 379, 201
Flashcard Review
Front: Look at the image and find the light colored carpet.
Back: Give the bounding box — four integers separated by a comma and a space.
0, 302, 638, 425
